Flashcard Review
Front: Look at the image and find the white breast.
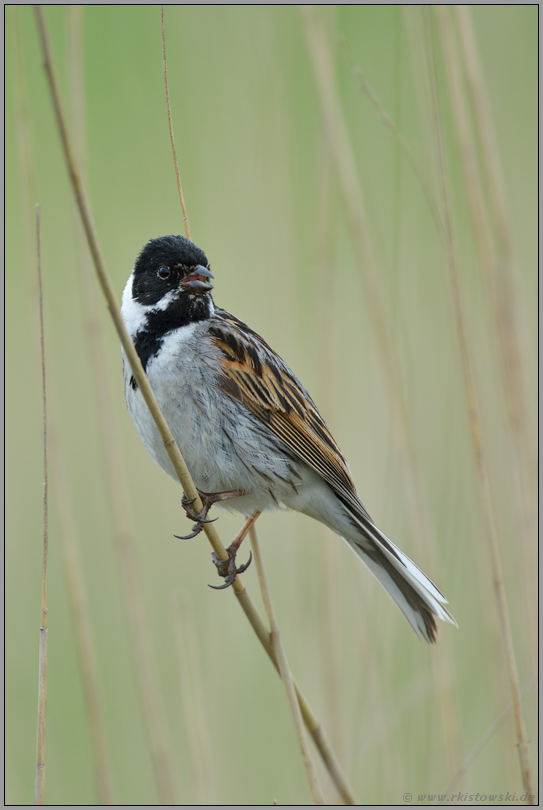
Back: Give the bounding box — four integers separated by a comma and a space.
122, 319, 306, 517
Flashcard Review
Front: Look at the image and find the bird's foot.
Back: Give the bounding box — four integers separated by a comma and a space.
175, 489, 244, 540
208, 511, 261, 589
209, 546, 253, 589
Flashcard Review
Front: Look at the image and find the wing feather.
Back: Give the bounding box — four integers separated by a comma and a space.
210, 309, 371, 518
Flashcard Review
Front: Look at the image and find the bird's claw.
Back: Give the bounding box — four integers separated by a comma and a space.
177, 489, 245, 541
209, 548, 253, 589
181, 493, 216, 521
174, 524, 208, 541
177, 492, 220, 539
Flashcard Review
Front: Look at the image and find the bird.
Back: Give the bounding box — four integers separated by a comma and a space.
121, 234, 456, 642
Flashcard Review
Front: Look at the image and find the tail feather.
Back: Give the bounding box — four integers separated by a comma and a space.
344, 511, 457, 643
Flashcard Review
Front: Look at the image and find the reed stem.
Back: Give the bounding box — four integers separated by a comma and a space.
34, 205, 48, 807
425, 8, 534, 801
250, 526, 325, 805
34, 6, 357, 802
67, 7, 178, 801
161, 5, 191, 240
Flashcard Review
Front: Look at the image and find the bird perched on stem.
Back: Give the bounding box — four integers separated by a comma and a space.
121, 234, 456, 642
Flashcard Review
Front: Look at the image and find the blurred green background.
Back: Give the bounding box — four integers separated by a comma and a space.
6, 5, 537, 805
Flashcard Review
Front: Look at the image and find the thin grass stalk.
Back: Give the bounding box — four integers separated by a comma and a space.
67, 6, 86, 173
312, 12, 349, 776
407, 2, 514, 779
34, 627, 48, 806
49, 427, 115, 804
346, 12, 464, 780
76, 271, 181, 806
67, 7, 179, 802
161, 5, 191, 240
437, 4, 538, 666
300, 6, 405, 447
231, 580, 358, 805
314, 101, 406, 801
302, 6, 463, 785
344, 45, 445, 245
456, 4, 536, 384
13, 14, 111, 803
172, 592, 217, 806
455, 6, 534, 341
76, 243, 180, 804
249, 526, 325, 805
12, 8, 37, 256
436, 7, 496, 292
424, 8, 534, 802
352, 654, 402, 790
442, 676, 537, 800
454, 3, 538, 656
34, 206, 48, 806
34, 6, 357, 803
314, 131, 345, 763
402, 6, 445, 223
301, 5, 435, 567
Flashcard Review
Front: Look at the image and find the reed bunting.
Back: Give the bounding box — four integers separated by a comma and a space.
121, 235, 456, 642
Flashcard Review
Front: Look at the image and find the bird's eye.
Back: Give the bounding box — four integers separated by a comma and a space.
157, 266, 171, 280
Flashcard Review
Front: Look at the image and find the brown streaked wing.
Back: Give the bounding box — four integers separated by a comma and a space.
210, 310, 369, 514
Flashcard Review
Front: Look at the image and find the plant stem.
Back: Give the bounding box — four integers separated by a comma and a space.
34, 6, 357, 803
68, 7, 178, 801
34, 204, 48, 806
425, 8, 534, 801
161, 5, 191, 240
250, 526, 325, 805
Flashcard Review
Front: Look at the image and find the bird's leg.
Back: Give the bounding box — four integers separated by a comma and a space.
175, 489, 245, 540
210, 511, 261, 590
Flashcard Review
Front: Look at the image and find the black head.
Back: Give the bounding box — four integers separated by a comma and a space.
125, 235, 215, 378
132, 235, 213, 306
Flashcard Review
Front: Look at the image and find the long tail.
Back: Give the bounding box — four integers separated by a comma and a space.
343, 505, 457, 643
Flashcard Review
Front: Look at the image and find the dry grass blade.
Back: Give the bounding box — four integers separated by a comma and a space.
300, 6, 401, 412
249, 525, 325, 805
34, 5, 357, 803
300, 5, 433, 565
314, 130, 345, 762
67, 7, 178, 802
34, 205, 48, 806
172, 592, 217, 805
443, 676, 537, 800
161, 4, 191, 240
455, 6, 531, 344
13, 8, 36, 244
231, 579, 358, 804
301, 10, 463, 783
34, 182, 114, 809
50, 428, 115, 805
425, 7, 534, 802
454, 4, 538, 660
343, 42, 445, 244
438, 4, 538, 671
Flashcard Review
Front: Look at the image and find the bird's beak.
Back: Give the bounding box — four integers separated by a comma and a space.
180, 265, 214, 292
